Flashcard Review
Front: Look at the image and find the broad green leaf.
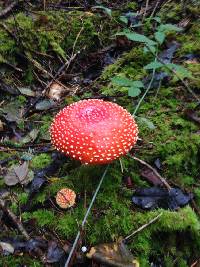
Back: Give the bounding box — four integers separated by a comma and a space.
157, 23, 182, 33
132, 81, 144, 88
116, 31, 156, 46
111, 77, 144, 89
153, 17, 161, 23
166, 63, 193, 78
137, 117, 156, 129
144, 61, 164, 70
154, 31, 165, 45
111, 77, 133, 86
119, 12, 138, 25
125, 32, 156, 46
143, 46, 149, 54
18, 87, 36, 97
128, 87, 141, 97
92, 6, 112, 16
145, 44, 156, 54
119, 16, 128, 24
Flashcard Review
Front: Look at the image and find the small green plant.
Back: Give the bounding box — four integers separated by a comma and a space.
111, 76, 144, 97
112, 17, 194, 101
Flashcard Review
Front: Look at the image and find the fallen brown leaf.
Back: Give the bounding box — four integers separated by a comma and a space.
87, 240, 139, 267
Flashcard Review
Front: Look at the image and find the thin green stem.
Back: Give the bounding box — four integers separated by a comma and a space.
133, 66, 156, 116
64, 165, 109, 267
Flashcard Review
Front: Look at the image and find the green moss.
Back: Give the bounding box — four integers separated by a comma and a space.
0, 255, 42, 267
185, 63, 200, 88
128, 207, 200, 264
177, 19, 200, 55
31, 153, 52, 169
39, 115, 52, 140
158, 2, 182, 22
18, 192, 29, 205
126, 2, 138, 10
0, 29, 15, 55
0, 10, 118, 85
0, 152, 11, 161
100, 47, 151, 97
56, 208, 85, 237
10, 202, 18, 214
194, 188, 200, 207
17, 95, 27, 105
134, 86, 200, 185
101, 47, 150, 81
1, 3, 200, 266
23, 210, 56, 227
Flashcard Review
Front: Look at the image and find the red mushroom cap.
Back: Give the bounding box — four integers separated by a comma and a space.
50, 99, 138, 164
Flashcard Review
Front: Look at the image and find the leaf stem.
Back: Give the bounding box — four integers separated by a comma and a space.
133, 63, 156, 115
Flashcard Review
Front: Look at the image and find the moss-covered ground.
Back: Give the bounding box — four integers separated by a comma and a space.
0, 0, 200, 266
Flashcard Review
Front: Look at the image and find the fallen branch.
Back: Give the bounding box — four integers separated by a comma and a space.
26, 56, 70, 92
0, 198, 30, 240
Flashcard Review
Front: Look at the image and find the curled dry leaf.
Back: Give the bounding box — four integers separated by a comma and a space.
2, 103, 23, 123
87, 240, 139, 267
18, 87, 36, 97
13, 162, 29, 182
45, 241, 65, 263
4, 161, 34, 186
35, 99, 56, 110
0, 242, 14, 255
48, 82, 67, 101
21, 129, 39, 144
140, 165, 163, 186
132, 187, 193, 210
0, 120, 4, 131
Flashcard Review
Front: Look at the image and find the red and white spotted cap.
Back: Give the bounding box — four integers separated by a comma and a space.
56, 188, 76, 209
50, 99, 138, 164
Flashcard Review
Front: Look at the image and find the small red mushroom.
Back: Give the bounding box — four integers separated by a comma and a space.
50, 99, 138, 164
56, 188, 76, 209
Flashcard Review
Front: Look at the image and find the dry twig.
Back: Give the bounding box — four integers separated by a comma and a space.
43, 27, 84, 96
0, 198, 30, 240
124, 212, 163, 241
130, 155, 171, 190
157, 57, 200, 104
142, 0, 150, 21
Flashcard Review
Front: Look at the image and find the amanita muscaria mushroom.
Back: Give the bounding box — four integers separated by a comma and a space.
56, 188, 76, 209
50, 99, 138, 164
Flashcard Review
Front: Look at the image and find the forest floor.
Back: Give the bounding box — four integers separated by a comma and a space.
0, 1, 200, 266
